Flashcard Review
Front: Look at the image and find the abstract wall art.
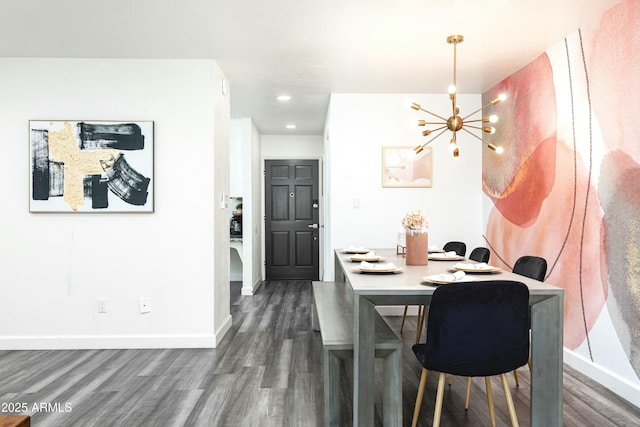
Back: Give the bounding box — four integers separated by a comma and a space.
29, 120, 154, 213
381, 146, 432, 188
481, 0, 640, 388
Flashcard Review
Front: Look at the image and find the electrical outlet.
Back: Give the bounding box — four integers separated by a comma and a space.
139, 297, 151, 314
97, 298, 107, 313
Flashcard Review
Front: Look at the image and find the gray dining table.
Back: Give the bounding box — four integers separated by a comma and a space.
334, 248, 564, 427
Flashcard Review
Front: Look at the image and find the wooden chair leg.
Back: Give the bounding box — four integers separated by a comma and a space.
400, 305, 409, 332
484, 377, 497, 427
415, 305, 426, 344
501, 373, 520, 427
411, 368, 428, 427
432, 372, 447, 427
512, 369, 520, 386
465, 377, 472, 409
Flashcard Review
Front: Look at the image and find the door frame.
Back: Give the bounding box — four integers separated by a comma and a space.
261, 155, 323, 281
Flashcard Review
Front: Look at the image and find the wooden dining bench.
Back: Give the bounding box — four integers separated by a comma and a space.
312, 281, 403, 427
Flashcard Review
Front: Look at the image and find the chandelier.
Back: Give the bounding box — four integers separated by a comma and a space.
411, 35, 506, 157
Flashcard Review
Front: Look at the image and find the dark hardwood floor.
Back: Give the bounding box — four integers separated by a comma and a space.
1, 281, 638, 426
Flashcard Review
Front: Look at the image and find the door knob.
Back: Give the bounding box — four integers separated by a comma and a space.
308, 224, 319, 229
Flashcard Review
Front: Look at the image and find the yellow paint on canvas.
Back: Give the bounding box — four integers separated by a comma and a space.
48, 122, 120, 211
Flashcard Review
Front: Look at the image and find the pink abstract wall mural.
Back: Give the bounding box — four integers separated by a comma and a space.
482, 0, 640, 387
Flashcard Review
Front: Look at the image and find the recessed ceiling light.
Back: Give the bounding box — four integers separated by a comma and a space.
277, 95, 292, 102
286, 124, 296, 129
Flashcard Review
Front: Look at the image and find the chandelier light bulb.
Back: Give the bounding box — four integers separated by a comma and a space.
496, 146, 504, 154
489, 115, 498, 123
448, 85, 457, 95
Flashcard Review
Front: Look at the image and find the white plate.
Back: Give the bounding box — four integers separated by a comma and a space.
422, 274, 477, 285
353, 267, 403, 274
452, 266, 501, 273
428, 254, 465, 261
350, 255, 383, 262
343, 248, 371, 254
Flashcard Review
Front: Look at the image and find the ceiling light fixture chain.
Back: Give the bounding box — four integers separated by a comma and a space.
411, 35, 506, 158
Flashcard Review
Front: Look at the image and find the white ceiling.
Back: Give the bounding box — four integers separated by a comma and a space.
0, 0, 621, 135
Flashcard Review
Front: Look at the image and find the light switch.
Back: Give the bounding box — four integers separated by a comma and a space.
353, 197, 360, 209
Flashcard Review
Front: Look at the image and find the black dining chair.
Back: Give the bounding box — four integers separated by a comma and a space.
401, 241, 468, 341
469, 247, 490, 263
513, 255, 547, 281
411, 280, 530, 427
443, 241, 467, 257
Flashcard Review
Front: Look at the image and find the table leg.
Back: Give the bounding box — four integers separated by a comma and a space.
530, 294, 564, 427
383, 347, 402, 426
353, 295, 376, 426
334, 252, 346, 282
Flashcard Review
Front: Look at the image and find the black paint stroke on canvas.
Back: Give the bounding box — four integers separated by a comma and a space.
103, 154, 150, 206
31, 129, 50, 200
78, 122, 145, 150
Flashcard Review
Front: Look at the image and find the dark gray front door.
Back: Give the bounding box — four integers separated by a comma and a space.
265, 159, 319, 280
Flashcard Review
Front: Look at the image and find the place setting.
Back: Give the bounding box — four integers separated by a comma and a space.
422, 270, 476, 285
348, 250, 384, 262
428, 251, 465, 261
342, 246, 371, 254
450, 262, 502, 274
352, 260, 402, 274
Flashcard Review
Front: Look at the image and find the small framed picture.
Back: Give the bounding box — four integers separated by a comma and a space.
381, 146, 432, 188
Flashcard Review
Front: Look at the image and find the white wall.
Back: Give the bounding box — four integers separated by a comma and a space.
324, 93, 485, 279
249, 121, 263, 291
0, 58, 230, 349
229, 118, 263, 294
262, 135, 323, 158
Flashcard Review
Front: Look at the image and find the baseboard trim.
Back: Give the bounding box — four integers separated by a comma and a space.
242, 278, 263, 296
214, 314, 233, 346
0, 333, 219, 350
564, 349, 640, 409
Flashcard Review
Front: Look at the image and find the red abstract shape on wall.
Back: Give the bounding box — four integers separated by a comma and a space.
482, 53, 557, 226
486, 140, 606, 349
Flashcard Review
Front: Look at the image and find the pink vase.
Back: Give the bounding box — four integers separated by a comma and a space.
405, 230, 428, 265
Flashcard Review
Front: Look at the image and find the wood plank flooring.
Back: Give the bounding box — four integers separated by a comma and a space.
1, 280, 638, 426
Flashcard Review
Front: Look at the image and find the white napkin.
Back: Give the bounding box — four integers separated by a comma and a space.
360, 261, 395, 270
454, 262, 490, 270
348, 245, 366, 251
427, 270, 466, 282
451, 270, 466, 280
364, 250, 376, 257
444, 251, 458, 257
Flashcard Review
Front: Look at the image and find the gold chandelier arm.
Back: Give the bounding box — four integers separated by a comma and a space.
461, 101, 495, 121
414, 128, 449, 153
417, 120, 447, 126
461, 126, 488, 141
427, 125, 448, 133
460, 127, 503, 152
461, 95, 506, 121
411, 103, 449, 122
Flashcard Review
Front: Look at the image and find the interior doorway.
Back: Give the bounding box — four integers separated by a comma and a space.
264, 159, 319, 280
